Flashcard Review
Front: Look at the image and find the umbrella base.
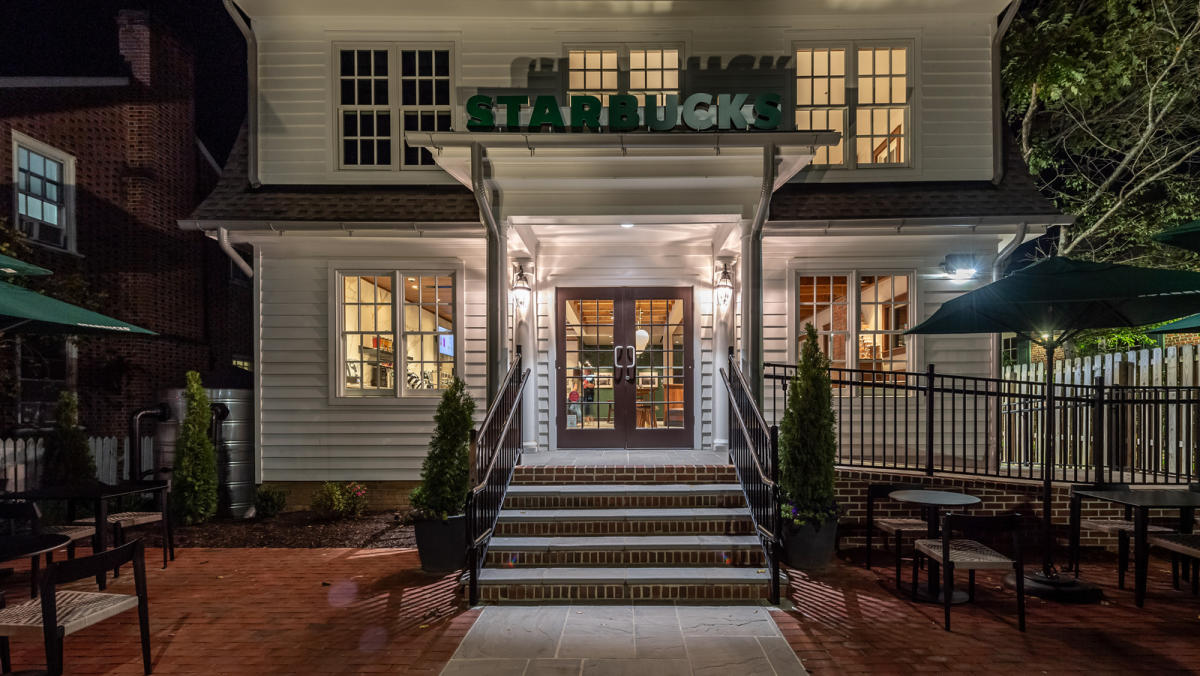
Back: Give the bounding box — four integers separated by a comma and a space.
1003, 571, 1102, 603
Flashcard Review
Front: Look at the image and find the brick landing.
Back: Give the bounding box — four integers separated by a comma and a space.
0, 548, 475, 675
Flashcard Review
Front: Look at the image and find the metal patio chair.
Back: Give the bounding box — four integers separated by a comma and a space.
0, 502, 95, 597
865, 482, 927, 587
1070, 483, 1172, 589
1149, 533, 1200, 597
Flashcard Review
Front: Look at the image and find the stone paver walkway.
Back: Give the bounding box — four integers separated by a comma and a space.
440, 603, 806, 675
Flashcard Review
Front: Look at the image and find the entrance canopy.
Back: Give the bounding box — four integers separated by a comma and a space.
406, 132, 839, 225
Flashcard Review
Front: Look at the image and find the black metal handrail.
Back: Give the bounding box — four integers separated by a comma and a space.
721, 347, 780, 604
763, 361, 1200, 485
465, 348, 529, 605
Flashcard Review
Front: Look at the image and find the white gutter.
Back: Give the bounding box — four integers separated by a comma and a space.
992, 221, 1028, 281
739, 142, 776, 403
218, 227, 254, 279
991, 0, 1022, 185
223, 0, 260, 188
179, 219, 482, 235
766, 215, 1066, 235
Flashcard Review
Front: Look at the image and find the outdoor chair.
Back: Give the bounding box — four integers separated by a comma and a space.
912, 512, 1026, 632
1149, 533, 1200, 596
0, 502, 95, 597
865, 482, 928, 586
1070, 483, 1172, 588
0, 539, 151, 676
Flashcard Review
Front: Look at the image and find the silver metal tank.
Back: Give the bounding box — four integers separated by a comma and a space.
156, 387, 254, 519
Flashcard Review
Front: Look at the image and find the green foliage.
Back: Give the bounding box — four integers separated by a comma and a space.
409, 378, 476, 521
41, 391, 96, 487
170, 371, 218, 525
310, 481, 368, 520
1069, 326, 1159, 358
254, 484, 287, 519
778, 324, 838, 528
1002, 0, 1200, 262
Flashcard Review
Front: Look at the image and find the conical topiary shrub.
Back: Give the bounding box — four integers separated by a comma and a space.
410, 377, 476, 520
171, 371, 218, 525
42, 391, 96, 487
779, 323, 838, 567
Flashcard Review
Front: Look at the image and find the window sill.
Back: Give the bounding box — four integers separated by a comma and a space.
25, 239, 83, 258
328, 394, 441, 407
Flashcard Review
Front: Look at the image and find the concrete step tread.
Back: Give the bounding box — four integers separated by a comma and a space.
488, 535, 763, 551
497, 507, 752, 522
477, 566, 772, 585
506, 483, 743, 496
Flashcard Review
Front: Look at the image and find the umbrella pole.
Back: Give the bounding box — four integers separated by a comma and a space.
1042, 344, 1056, 577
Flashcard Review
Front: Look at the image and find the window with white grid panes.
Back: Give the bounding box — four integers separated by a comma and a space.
341, 274, 396, 396
628, 49, 679, 101
857, 274, 910, 372
796, 275, 851, 372
400, 49, 452, 168
855, 47, 907, 165
16, 145, 69, 249
794, 48, 846, 166
402, 274, 455, 391
568, 49, 619, 104
338, 49, 392, 168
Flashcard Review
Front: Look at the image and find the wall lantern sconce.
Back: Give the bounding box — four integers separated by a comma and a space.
941, 254, 978, 281
510, 264, 531, 311
715, 264, 734, 309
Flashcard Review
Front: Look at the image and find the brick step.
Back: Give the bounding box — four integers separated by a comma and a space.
503, 484, 746, 509
475, 566, 773, 602
494, 508, 755, 536
512, 465, 736, 485
485, 535, 765, 567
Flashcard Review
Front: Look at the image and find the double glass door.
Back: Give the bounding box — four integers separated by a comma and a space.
557, 287, 692, 449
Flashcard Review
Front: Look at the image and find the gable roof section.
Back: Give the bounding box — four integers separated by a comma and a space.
190, 126, 1061, 226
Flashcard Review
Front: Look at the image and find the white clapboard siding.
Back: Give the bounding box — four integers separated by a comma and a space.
255, 238, 487, 482
252, 11, 997, 185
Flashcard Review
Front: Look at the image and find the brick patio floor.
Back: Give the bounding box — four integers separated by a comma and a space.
774, 551, 1200, 675
2, 546, 1198, 674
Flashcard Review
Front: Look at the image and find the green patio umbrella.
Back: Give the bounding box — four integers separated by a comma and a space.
0, 280, 155, 336
1145, 313, 1200, 335
907, 256, 1200, 600
0, 252, 51, 277
1152, 219, 1200, 254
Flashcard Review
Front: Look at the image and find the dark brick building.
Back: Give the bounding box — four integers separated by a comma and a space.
0, 7, 251, 436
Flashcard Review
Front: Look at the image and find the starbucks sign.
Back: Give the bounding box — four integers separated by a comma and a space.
466, 93, 783, 132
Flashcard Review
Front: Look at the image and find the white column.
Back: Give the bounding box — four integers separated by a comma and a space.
513, 259, 539, 453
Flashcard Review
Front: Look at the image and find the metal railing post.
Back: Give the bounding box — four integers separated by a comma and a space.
769, 424, 781, 605
925, 364, 936, 476
1091, 377, 1105, 485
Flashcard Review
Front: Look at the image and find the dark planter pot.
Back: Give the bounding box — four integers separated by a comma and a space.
414, 514, 467, 573
783, 520, 839, 570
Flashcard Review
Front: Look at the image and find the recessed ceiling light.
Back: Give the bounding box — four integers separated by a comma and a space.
620, 222, 635, 229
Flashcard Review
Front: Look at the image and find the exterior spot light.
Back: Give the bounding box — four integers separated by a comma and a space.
620, 222, 635, 229
510, 264, 531, 311
715, 264, 734, 309
941, 254, 979, 281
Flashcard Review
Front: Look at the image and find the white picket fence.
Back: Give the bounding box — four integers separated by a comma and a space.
0, 436, 155, 492
1003, 344, 1200, 388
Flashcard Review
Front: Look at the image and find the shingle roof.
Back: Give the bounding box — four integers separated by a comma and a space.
189, 125, 480, 223
191, 126, 1060, 225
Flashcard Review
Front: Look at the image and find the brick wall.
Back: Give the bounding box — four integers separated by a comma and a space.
835, 467, 1188, 552
0, 9, 251, 436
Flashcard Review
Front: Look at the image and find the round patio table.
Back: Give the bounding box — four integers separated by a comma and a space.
889, 489, 981, 604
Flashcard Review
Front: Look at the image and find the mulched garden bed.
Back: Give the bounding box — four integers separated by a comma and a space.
141, 510, 415, 549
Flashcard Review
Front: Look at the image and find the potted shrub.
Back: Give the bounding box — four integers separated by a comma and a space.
409, 377, 475, 573
778, 323, 839, 569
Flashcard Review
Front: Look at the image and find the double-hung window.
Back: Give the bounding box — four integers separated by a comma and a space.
567, 46, 681, 105
794, 43, 911, 168
12, 132, 74, 251
797, 272, 912, 374
337, 270, 457, 398
335, 44, 453, 171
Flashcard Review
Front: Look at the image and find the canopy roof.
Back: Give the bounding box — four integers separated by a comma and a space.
907, 257, 1200, 339
0, 253, 51, 277
1145, 313, 1200, 335
0, 281, 154, 336
1152, 220, 1200, 255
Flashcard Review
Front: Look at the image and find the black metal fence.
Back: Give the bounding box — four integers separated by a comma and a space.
721, 349, 780, 604
763, 362, 1200, 485
465, 350, 529, 605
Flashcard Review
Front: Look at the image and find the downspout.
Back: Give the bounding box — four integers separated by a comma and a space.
472, 143, 508, 402
219, 227, 254, 279
991, 0, 1021, 185
990, 221, 1028, 377
740, 142, 775, 404
223, 0, 260, 188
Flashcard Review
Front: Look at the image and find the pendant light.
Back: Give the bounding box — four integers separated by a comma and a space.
510, 264, 531, 311
715, 264, 734, 309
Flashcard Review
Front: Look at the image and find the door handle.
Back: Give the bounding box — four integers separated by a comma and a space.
625, 345, 636, 382
613, 345, 622, 375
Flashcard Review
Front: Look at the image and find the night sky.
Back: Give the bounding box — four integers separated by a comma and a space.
1, 0, 247, 163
